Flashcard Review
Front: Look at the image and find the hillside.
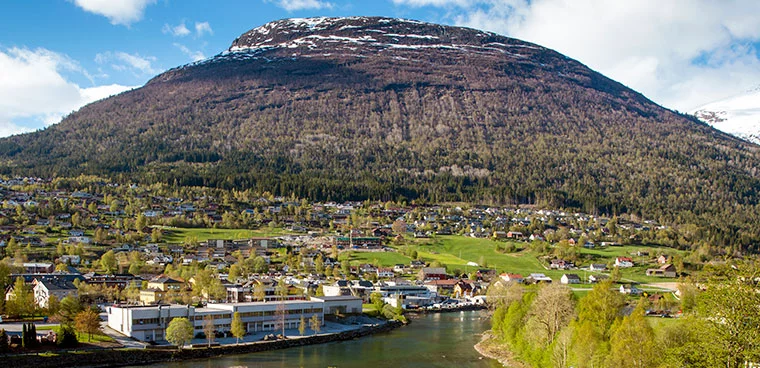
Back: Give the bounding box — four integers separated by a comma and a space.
1, 17, 760, 249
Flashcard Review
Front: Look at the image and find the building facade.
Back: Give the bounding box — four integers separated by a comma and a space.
107, 296, 361, 342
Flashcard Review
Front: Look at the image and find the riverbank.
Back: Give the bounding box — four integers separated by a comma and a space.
412, 304, 487, 313
1, 320, 405, 368
473, 331, 528, 368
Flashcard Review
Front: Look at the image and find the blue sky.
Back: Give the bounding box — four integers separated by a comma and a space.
2, 0, 760, 137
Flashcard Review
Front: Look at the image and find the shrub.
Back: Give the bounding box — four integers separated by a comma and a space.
56, 325, 78, 348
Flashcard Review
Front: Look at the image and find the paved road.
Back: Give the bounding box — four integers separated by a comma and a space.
0, 322, 58, 333
100, 322, 147, 349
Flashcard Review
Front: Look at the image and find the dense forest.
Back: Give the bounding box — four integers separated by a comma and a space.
1, 17, 760, 251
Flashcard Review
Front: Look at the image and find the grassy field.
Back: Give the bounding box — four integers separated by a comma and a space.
403, 236, 553, 276
391, 236, 682, 283
341, 251, 412, 267
160, 227, 292, 243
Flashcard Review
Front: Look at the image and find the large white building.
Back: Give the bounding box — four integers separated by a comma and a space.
107, 296, 362, 342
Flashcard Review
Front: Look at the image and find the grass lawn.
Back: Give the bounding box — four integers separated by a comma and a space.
403, 235, 553, 276
159, 227, 292, 243
37, 325, 115, 343
392, 236, 682, 283
341, 251, 412, 267
647, 316, 680, 333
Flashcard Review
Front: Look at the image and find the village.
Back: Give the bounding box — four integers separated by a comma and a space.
0, 176, 696, 351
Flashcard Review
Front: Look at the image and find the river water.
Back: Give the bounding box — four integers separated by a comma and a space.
136, 311, 500, 368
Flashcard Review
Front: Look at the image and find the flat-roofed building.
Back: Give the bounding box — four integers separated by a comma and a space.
107, 296, 362, 342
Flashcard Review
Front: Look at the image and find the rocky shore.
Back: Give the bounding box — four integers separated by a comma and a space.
473, 331, 527, 368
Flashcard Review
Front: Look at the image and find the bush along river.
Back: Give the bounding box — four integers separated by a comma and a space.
132, 310, 500, 368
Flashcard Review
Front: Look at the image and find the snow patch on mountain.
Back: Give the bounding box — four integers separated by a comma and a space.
693, 88, 760, 144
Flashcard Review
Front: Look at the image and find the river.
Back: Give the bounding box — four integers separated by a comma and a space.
131, 311, 500, 368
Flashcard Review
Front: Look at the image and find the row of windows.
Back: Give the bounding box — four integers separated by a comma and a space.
132, 308, 323, 326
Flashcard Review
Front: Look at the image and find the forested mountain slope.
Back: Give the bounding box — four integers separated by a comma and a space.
2, 17, 760, 250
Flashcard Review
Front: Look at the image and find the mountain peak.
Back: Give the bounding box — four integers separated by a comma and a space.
225, 16, 536, 56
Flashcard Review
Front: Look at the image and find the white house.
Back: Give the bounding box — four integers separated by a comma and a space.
560, 274, 581, 284
33, 279, 78, 308
614, 257, 634, 268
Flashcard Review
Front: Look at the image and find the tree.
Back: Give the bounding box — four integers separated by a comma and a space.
276, 278, 288, 299
128, 262, 141, 276
203, 315, 216, 347
0, 329, 9, 353
231, 312, 245, 344
392, 220, 407, 235
228, 263, 242, 282
151, 228, 162, 242
341, 259, 350, 276
525, 283, 575, 347
58, 295, 82, 325
298, 315, 306, 336
74, 309, 101, 341
606, 302, 657, 368
309, 314, 321, 335
577, 280, 625, 338
7, 277, 33, 318
100, 250, 117, 274
610, 266, 622, 283
274, 302, 286, 336
135, 214, 147, 232
56, 324, 78, 348
697, 277, 760, 367
253, 283, 266, 302
166, 317, 193, 350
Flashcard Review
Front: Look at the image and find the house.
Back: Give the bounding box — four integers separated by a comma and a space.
33, 279, 78, 308
615, 257, 634, 268
59, 255, 81, 266
423, 279, 459, 294
499, 273, 524, 283
588, 274, 609, 283
657, 255, 671, 264
453, 281, 479, 298
418, 267, 448, 281
376, 268, 395, 278
560, 274, 581, 284
139, 275, 185, 305
476, 269, 496, 281
619, 284, 642, 295
493, 231, 507, 239
529, 234, 544, 241
589, 264, 607, 272
23, 262, 54, 274
506, 231, 524, 239
646, 264, 677, 278
550, 259, 575, 270
528, 273, 553, 283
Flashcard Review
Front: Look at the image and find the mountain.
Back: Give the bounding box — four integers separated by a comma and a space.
2, 16, 760, 248
693, 88, 760, 144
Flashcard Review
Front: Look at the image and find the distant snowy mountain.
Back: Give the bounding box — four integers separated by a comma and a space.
693, 88, 760, 144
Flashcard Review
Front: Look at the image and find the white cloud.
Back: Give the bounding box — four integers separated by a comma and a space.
95, 51, 159, 75
0, 47, 135, 137
174, 43, 206, 62
393, 0, 760, 111
73, 0, 157, 26
163, 22, 191, 37
268, 0, 334, 12
195, 22, 213, 37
